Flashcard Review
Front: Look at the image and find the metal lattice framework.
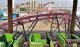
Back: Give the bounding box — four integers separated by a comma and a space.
0, 1, 80, 31
0, 8, 70, 31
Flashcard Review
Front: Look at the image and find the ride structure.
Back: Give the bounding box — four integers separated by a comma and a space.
0, 0, 80, 47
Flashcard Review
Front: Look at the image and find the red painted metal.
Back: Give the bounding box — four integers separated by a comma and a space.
0, 8, 71, 31
0, 13, 69, 30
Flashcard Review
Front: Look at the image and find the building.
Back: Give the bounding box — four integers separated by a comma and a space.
13, 0, 43, 13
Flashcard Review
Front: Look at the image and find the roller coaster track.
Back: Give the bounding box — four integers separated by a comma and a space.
0, 2, 72, 31
0, 9, 70, 31
1, 9, 80, 31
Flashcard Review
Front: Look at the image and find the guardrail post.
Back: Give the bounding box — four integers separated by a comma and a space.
8, 0, 13, 33
70, 0, 78, 34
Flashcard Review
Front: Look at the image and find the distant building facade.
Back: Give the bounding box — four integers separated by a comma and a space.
13, 0, 43, 13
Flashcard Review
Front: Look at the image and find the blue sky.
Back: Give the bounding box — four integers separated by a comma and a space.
0, 0, 80, 7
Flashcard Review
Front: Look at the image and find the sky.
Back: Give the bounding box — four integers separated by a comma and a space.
0, 0, 80, 7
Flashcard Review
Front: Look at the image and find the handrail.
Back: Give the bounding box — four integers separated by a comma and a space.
58, 34, 68, 43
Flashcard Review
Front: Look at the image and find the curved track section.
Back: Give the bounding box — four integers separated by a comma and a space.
0, 8, 70, 31
0, 14, 70, 30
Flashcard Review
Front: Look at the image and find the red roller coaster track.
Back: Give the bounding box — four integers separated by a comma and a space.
0, 8, 71, 31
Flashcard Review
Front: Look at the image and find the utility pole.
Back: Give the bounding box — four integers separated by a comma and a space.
70, 0, 78, 34
8, 0, 13, 33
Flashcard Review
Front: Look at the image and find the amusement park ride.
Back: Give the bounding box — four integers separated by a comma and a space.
0, 0, 80, 47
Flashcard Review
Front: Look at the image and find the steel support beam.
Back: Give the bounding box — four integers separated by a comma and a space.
8, 0, 13, 33
70, 0, 78, 34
